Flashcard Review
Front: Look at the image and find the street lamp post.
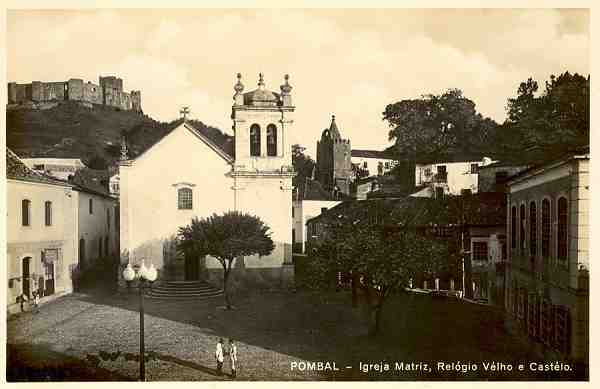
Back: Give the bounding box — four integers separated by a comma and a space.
122, 261, 157, 381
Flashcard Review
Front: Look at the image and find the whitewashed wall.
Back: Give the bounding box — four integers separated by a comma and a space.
120, 124, 233, 270
6, 180, 77, 311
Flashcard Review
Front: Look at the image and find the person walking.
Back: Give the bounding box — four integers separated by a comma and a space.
228, 339, 237, 379
17, 293, 28, 313
32, 291, 40, 314
215, 338, 224, 376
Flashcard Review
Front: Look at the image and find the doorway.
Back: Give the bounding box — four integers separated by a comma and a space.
44, 261, 55, 296
184, 255, 199, 281
22, 257, 31, 298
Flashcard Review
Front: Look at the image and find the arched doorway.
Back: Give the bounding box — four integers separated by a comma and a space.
79, 238, 86, 268
22, 257, 31, 298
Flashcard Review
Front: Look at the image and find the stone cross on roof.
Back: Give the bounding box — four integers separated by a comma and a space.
180, 106, 190, 121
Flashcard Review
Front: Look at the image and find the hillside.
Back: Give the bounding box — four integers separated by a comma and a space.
6, 101, 232, 166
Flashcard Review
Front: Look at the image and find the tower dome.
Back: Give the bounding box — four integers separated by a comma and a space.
243, 73, 280, 107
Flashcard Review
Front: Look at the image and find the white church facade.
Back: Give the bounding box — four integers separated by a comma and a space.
119, 73, 295, 287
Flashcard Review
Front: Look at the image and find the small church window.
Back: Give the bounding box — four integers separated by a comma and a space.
267, 124, 277, 156
250, 124, 261, 156
178, 188, 193, 210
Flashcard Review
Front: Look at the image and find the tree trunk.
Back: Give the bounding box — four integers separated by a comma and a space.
351, 272, 359, 307
369, 286, 389, 336
373, 304, 384, 335
223, 266, 232, 310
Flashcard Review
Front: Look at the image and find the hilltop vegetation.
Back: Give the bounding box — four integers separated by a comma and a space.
6, 101, 232, 166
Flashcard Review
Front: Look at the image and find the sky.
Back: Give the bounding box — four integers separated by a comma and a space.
6, 8, 590, 158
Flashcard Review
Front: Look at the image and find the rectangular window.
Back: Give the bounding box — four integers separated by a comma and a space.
384, 162, 390, 169
292, 207, 295, 218
436, 165, 447, 182
89, 198, 93, 214
528, 294, 540, 339
178, 188, 193, 210
472, 241, 488, 261
363, 161, 368, 169
470, 163, 478, 174
22, 199, 31, 226
45, 201, 52, 226
554, 306, 570, 354
541, 300, 554, 346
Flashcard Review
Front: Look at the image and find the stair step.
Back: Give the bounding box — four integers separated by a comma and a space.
145, 292, 223, 300
152, 286, 216, 290
143, 279, 223, 300
147, 290, 223, 296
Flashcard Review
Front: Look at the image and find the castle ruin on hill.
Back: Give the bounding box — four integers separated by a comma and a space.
8, 75, 141, 112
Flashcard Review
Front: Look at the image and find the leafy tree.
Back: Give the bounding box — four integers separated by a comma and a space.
177, 211, 275, 309
309, 222, 448, 335
86, 154, 108, 170
292, 144, 316, 190
383, 89, 498, 163
502, 72, 589, 161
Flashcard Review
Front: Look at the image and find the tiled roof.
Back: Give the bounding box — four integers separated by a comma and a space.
351, 149, 396, 159
308, 192, 506, 228
6, 148, 71, 187
70, 168, 114, 198
295, 179, 351, 201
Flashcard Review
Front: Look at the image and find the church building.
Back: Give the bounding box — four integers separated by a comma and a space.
315, 115, 353, 196
119, 73, 295, 286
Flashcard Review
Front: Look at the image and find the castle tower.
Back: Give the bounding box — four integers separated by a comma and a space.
316, 115, 352, 196
230, 73, 295, 283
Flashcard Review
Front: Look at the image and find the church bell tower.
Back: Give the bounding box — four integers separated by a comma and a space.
230, 73, 295, 283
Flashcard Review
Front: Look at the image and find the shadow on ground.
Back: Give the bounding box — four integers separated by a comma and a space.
7, 286, 583, 381
7, 342, 133, 381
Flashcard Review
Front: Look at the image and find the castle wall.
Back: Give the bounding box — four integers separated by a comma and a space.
82, 82, 102, 105
7, 75, 140, 111
31, 82, 43, 102
68, 79, 84, 101
131, 91, 142, 112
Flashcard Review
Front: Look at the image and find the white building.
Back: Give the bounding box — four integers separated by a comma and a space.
413, 157, 494, 197
6, 149, 78, 314
21, 157, 86, 181
120, 73, 295, 286
351, 149, 398, 177
72, 179, 119, 269
109, 173, 120, 197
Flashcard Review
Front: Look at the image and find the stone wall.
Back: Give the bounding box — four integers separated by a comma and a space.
7, 75, 141, 111
82, 81, 103, 105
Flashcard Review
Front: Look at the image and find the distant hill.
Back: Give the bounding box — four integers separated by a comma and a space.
6, 101, 233, 167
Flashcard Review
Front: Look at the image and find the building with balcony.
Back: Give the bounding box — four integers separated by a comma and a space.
414, 156, 494, 197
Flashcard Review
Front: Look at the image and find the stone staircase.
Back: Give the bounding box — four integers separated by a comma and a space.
145, 280, 223, 301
